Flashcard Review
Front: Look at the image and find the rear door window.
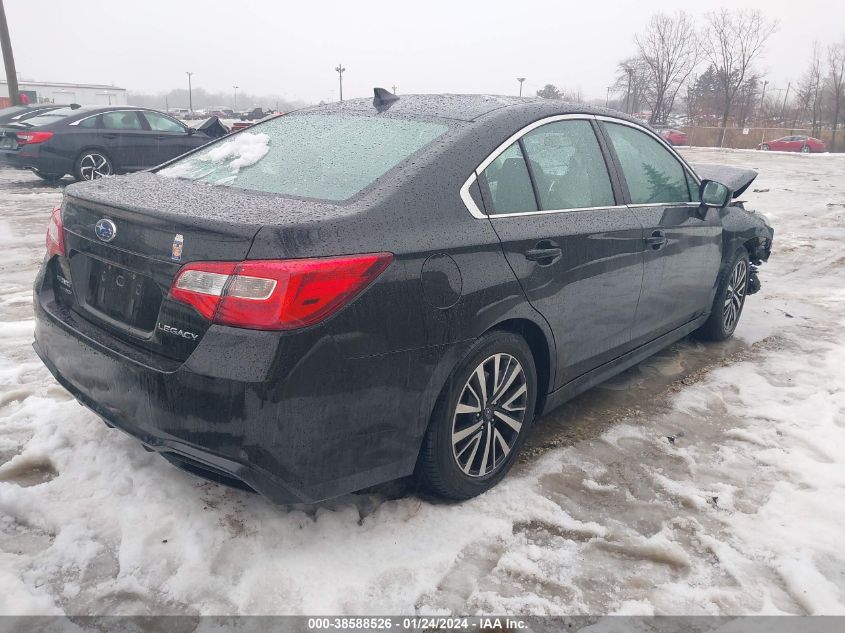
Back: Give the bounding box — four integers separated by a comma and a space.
102, 111, 143, 130
604, 122, 691, 204
478, 143, 538, 215
520, 120, 615, 210
159, 114, 448, 201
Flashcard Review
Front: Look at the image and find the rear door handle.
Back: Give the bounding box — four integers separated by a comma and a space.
525, 241, 562, 265
102, 134, 118, 140
645, 230, 668, 250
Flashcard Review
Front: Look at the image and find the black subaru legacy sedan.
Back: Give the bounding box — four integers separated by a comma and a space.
0, 105, 224, 182
32, 92, 773, 503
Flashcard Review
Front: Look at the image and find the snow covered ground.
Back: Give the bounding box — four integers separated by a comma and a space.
0, 148, 844, 616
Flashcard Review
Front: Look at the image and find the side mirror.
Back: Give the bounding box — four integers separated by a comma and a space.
699, 179, 731, 209
186, 127, 195, 136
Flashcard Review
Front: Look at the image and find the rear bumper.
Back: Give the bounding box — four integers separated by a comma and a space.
0, 146, 70, 174
33, 260, 461, 503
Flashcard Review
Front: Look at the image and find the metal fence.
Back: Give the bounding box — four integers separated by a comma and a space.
681, 126, 843, 151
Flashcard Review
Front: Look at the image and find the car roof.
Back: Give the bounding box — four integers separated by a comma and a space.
298, 93, 645, 125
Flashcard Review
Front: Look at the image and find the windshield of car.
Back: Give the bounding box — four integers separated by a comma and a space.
159, 113, 449, 201
16, 107, 83, 127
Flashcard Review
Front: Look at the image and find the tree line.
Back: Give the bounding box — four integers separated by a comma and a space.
535, 10, 845, 151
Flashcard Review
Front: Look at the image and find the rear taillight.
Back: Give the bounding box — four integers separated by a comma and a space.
46, 207, 65, 258
169, 253, 394, 331
16, 131, 53, 145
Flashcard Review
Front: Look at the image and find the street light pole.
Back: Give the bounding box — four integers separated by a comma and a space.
0, 0, 21, 106
392, 85, 397, 94
233, 85, 238, 110
605, 86, 611, 107
517, 77, 526, 97
186, 71, 193, 113
335, 64, 346, 102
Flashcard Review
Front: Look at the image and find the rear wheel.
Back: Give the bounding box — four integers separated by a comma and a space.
73, 150, 113, 181
694, 249, 750, 341
32, 169, 63, 182
761, 144, 770, 151
416, 331, 537, 500
801, 145, 811, 153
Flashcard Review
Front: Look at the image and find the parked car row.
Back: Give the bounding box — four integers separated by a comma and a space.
0, 104, 227, 181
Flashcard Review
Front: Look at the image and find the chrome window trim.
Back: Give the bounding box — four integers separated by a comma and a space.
68, 108, 187, 131
459, 112, 702, 219
460, 114, 605, 218
488, 204, 628, 219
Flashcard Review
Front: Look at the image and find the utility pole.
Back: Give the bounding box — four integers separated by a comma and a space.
517, 77, 526, 97
233, 85, 238, 110
625, 67, 633, 114
605, 86, 611, 108
392, 85, 397, 94
0, 0, 21, 106
186, 71, 194, 113
780, 81, 791, 124
759, 79, 768, 145
335, 64, 345, 102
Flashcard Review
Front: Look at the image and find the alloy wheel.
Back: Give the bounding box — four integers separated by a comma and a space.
79, 153, 112, 180
451, 353, 528, 478
723, 259, 748, 332
801, 145, 810, 153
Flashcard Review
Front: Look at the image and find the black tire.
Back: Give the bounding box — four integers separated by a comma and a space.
801, 145, 810, 153
32, 169, 63, 182
694, 248, 750, 341
761, 144, 769, 151
73, 150, 113, 181
416, 331, 537, 500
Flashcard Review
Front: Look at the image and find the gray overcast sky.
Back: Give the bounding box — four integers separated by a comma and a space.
4, 0, 844, 103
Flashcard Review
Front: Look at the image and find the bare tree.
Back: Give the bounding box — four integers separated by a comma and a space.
828, 40, 845, 152
635, 11, 701, 125
702, 9, 777, 145
797, 43, 824, 137
613, 56, 650, 114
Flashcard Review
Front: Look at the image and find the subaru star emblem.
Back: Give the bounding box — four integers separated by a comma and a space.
94, 218, 117, 242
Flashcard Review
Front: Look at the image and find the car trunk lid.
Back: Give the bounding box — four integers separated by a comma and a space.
59, 172, 300, 361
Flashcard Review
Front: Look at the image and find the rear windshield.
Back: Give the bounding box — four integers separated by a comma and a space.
159, 114, 449, 201
18, 107, 81, 127
0, 106, 28, 118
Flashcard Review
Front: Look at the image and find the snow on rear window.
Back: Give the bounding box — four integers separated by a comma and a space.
158, 113, 448, 201
160, 132, 270, 185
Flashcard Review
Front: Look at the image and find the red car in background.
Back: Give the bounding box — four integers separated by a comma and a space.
658, 128, 688, 146
758, 135, 826, 153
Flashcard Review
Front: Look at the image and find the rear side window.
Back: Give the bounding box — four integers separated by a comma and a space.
159, 114, 448, 201
102, 111, 143, 130
17, 110, 74, 127
78, 116, 99, 129
479, 143, 538, 215
521, 120, 615, 210
604, 122, 690, 204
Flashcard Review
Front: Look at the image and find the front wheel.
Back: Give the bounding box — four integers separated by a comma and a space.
801, 145, 811, 153
760, 144, 770, 151
416, 331, 537, 500
73, 150, 113, 181
694, 249, 750, 341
